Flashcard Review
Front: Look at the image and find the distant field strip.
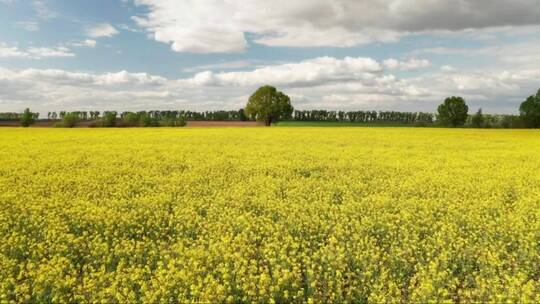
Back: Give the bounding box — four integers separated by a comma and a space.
0, 128, 539, 303
276, 121, 416, 127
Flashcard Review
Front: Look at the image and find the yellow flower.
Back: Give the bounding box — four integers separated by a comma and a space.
0, 127, 538, 303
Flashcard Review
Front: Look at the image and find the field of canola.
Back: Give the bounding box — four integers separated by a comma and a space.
0, 127, 539, 303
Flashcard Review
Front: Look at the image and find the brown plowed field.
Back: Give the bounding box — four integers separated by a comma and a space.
0, 121, 54, 127
186, 121, 262, 127
0, 120, 262, 128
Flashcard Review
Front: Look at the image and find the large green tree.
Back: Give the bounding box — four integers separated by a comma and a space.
20, 108, 35, 127
437, 96, 469, 127
519, 89, 540, 128
245, 86, 293, 126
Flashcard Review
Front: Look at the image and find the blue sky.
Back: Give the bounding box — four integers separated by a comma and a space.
1, 0, 539, 114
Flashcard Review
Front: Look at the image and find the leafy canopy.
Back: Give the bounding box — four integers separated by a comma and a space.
519, 89, 540, 128
20, 108, 35, 127
245, 86, 293, 126
60, 113, 80, 128
471, 108, 484, 128
437, 96, 469, 127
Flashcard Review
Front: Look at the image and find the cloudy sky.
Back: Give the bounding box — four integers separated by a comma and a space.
1, 0, 539, 114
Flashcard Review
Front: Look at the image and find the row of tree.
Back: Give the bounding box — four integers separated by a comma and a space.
63, 111, 186, 128
0, 112, 39, 121
292, 110, 434, 124
3, 109, 435, 126
15, 109, 188, 128
6, 86, 540, 128
468, 111, 523, 129
247, 86, 540, 128
42, 110, 249, 122
435, 93, 539, 128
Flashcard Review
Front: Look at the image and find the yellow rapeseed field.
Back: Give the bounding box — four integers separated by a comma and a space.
0, 128, 539, 303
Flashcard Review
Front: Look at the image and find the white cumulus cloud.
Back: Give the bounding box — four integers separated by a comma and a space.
383, 58, 431, 71
0, 43, 74, 59
86, 23, 119, 38
185, 57, 383, 87
70, 39, 97, 48
1, 50, 539, 115
16, 21, 40, 32
130, 0, 540, 53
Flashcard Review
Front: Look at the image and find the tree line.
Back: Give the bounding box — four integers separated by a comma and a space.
0, 112, 39, 121
40, 110, 250, 122
435, 96, 530, 129
4, 86, 540, 128
10, 109, 436, 127
58, 111, 188, 128
293, 110, 434, 125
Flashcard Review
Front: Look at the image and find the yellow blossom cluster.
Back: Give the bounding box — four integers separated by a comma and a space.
0, 128, 538, 303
